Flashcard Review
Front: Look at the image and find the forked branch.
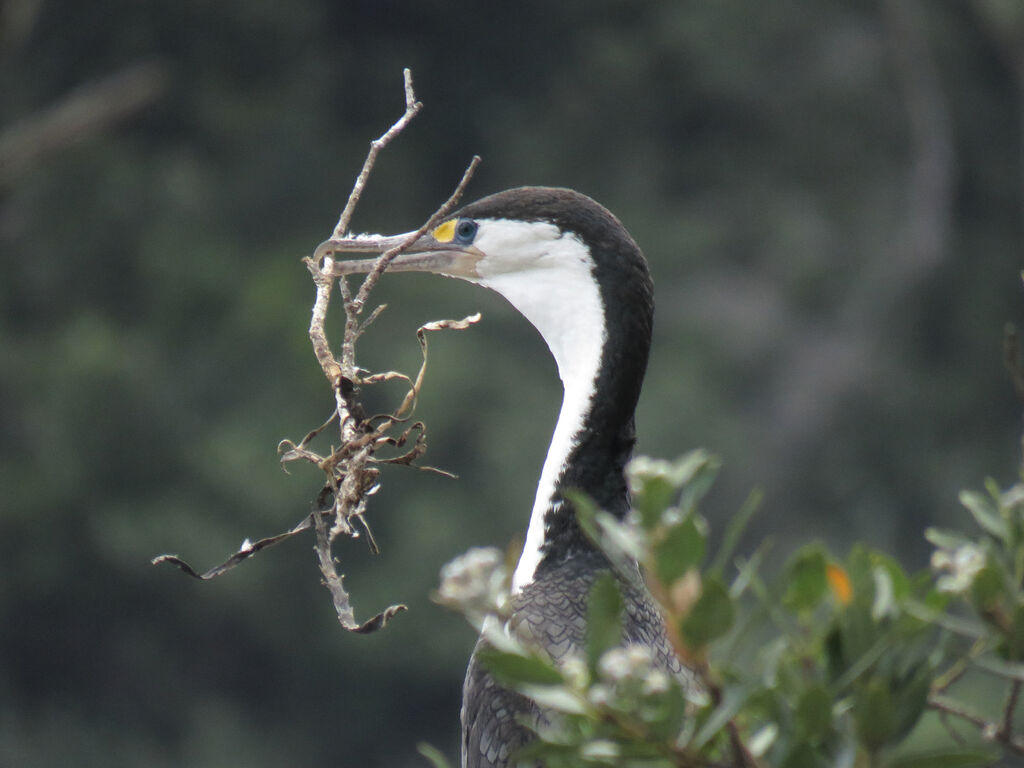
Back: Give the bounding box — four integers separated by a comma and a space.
155, 68, 482, 635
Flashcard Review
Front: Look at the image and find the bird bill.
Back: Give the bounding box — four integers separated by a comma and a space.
314, 231, 482, 279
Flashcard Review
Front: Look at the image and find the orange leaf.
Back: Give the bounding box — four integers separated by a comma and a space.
826, 563, 853, 605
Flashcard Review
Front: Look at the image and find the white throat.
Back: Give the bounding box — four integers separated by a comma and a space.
466, 220, 607, 592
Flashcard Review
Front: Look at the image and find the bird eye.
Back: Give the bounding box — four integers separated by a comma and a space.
454, 219, 478, 244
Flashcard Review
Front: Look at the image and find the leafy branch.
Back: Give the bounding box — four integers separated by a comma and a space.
429, 434, 1024, 766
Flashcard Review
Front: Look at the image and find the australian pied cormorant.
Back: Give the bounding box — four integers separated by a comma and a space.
324, 187, 684, 768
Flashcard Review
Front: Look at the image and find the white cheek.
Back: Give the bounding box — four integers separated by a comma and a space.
474, 221, 562, 276
468, 221, 607, 591
477, 230, 604, 391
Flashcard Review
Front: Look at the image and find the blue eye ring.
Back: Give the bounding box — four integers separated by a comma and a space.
454, 218, 478, 244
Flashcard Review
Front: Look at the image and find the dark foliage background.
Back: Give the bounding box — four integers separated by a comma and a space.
1, 1, 1022, 765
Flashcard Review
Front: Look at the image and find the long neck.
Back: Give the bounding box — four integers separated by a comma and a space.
479, 242, 651, 592
514, 361, 607, 591
522, 323, 648, 589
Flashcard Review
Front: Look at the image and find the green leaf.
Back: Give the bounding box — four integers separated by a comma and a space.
653, 514, 706, 584
417, 742, 453, 768
892, 662, 932, 741
628, 455, 694, 527
729, 539, 770, 599
924, 527, 972, 550
476, 647, 563, 687
871, 566, 895, 620
888, 750, 998, 768
960, 489, 1009, 541
572, 490, 601, 542
709, 487, 762, 578
783, 545, 828, 612
780, 742, 826, 768
824, 626, 845, 683
997, 478, 1024, 505
574, 490, 648, 567
845, 545, 877, 604
677, 454, 722, 514
747, 723, 778, 757
971, 654, 1024, 681
831, 635, 889, 691
853, 679, 895, 751
594, 510, 647, 562
680, 577, 735, 647
1003, 603, 1024, 661
628, 452, 720, 529
904, 600, 987, 640
922, 587, 952, 613
795, 684, 833, 741
633, 475, 679, 530
691, 681, 757, 750
512, 740, 579, 764
970, 563, 1007, 613
518, 684, 589, 715
869, 552, 911, 604
586, 572, 623, 673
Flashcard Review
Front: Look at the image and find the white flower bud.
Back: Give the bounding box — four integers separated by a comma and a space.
597, 648, 633, 682
588, 683, 613, 707
436, 547, 510, 619
625, 645, 653, 669
580, 740, 620, 761
560, 654, 590, 689
932, 542, 985, 594
641, 670, 670, 695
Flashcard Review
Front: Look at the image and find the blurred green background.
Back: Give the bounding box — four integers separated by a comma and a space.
2, 0, 1023, 765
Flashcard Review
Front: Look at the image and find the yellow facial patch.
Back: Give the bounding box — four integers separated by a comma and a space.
432, 219, 457, 243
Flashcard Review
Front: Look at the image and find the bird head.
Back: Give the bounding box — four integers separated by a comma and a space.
323, 186, 655, 588
319, 187, 652, 388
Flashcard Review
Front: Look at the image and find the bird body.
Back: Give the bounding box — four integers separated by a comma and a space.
464, 550, 684, 767
325, 187, 682, 768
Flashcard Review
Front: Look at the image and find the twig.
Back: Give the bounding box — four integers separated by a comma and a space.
692, 670, 760, 768
305, 67, 425, 388
1001, 680, 1022, 743
156, 67, 481, 635
938, 708, 969, 747
295, 71, 481, 633
929, 693, 1024, 754
305, 259, 343, 387
718, 692, 759, 768
311, 499, 405, 634
928, 694, 993, 734
330, 68, 422, 241
347, 154, 481, 315
932, 637, 990, 693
